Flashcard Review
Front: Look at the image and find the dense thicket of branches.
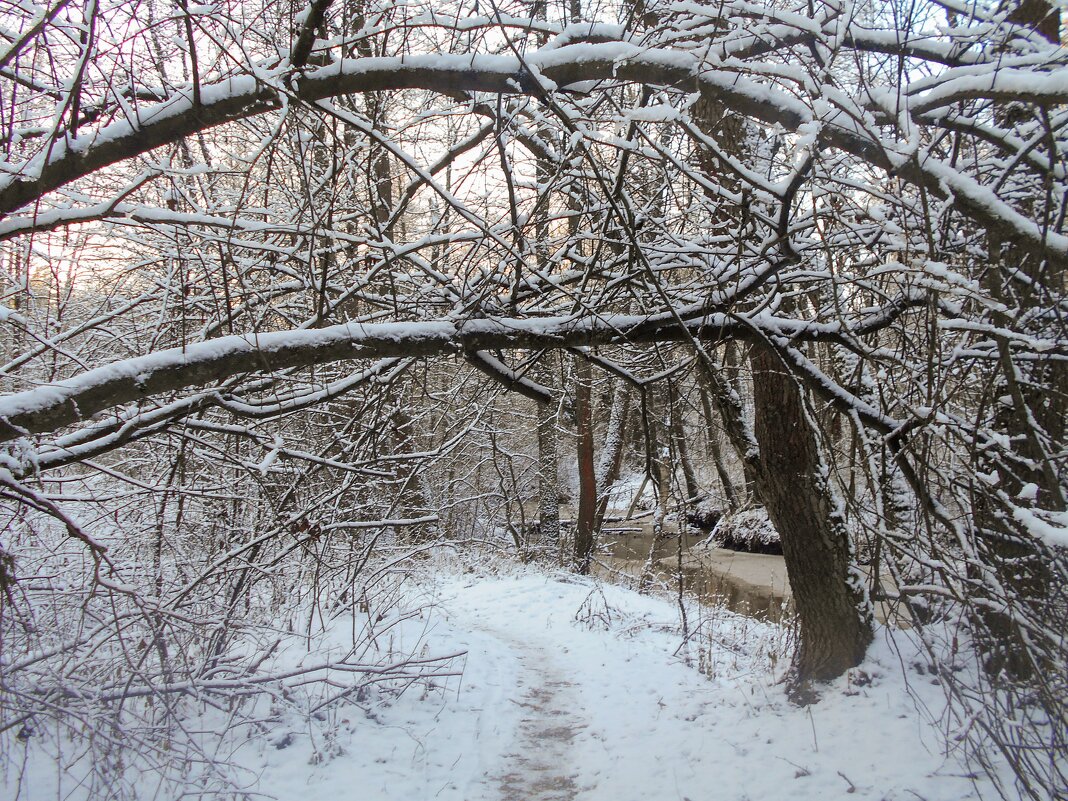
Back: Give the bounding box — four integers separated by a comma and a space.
0, 0, 1065, 798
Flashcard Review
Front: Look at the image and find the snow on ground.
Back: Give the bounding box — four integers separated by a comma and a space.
251, 565, 998, 801
7, 563, 1008, 801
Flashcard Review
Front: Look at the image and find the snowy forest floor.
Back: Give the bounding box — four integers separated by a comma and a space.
8, 559, 1017, 801
246, 562, 1006, 801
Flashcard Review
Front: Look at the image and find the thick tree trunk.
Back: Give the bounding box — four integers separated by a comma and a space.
574, 355, 597, 573
751, 343, 873, 691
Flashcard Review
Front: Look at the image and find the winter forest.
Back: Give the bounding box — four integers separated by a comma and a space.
0, 0, 1065, 798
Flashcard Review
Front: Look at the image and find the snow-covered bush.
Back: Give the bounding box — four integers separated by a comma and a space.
708, 507, 782, 555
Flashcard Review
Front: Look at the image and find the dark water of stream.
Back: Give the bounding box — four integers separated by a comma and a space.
596, 526, 793, 623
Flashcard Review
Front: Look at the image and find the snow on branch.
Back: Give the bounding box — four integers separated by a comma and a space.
2, 37, 1064, 266
0, 302, 922, 443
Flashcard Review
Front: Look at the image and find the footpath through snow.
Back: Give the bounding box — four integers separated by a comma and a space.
250, 567, 1004, 801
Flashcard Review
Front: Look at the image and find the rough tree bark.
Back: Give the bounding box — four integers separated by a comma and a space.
574, 354, 596, 573
751, 343, 873, 690
691, 85, 873, 689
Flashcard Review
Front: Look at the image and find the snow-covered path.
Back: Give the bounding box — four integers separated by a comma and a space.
2, 565, 1027, 801
440, 575, 730, 801
490, 636, 581, 800
244, 569, 1010, 801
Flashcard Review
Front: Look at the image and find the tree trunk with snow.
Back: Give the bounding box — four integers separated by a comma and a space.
638, 386, 672, 592
698, 385, 739, 510
696, 358, 759, 505
595, 380, 630, 529
751, 343, 873, 691
964, 1, 1066, 684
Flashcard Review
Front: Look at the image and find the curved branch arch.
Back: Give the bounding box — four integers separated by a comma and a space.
2, 43, 1065, 265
